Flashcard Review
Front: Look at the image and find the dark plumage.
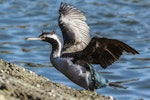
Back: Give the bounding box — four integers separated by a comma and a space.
72, 37, 139, 68
59, 3, 139, 68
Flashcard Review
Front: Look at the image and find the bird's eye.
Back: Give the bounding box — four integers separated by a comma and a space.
40, 35, 46, 40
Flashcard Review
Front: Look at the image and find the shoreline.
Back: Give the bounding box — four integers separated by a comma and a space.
0, 59, 114, 100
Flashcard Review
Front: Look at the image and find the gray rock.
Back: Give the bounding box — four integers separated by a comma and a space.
0, 59, 114, 100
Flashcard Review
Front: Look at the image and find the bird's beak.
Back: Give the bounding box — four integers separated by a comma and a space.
26, 37, 42, 40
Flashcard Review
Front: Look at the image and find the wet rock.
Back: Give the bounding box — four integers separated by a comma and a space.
0, 59, 114, 100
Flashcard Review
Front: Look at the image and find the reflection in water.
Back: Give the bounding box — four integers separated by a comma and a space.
128, 66, 150, 69
0, 51, 13, 54
133, 58, 150, 61
0, 0, 150, 100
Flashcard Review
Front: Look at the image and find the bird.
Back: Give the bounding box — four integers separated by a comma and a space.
27, 31, 128, 91
26, 2, 139, 91
58, 2, 139, 68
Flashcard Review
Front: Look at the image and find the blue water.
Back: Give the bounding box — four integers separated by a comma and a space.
0, 0, 150, 100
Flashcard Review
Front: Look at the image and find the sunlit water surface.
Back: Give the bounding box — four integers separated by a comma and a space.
0, 0, 150, 100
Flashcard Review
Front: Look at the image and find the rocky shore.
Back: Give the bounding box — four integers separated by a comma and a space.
0, 59, 114, 100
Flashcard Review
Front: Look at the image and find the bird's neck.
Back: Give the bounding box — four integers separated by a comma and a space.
50, 38, 62, 58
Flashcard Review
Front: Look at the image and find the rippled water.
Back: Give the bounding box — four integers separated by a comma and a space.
0, 0, 150, 100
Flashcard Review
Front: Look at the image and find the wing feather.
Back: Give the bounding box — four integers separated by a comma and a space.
73, 37, 139, 68
59, 2, 91, 53
59, 3, 139, 69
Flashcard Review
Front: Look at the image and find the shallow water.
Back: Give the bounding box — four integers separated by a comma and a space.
0, 0, 150, 100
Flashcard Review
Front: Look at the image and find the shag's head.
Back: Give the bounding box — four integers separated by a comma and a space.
27, 31, 60, 44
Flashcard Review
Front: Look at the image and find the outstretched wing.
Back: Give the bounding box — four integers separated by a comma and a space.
73, 37, 139, 68
59, 2, 91, 53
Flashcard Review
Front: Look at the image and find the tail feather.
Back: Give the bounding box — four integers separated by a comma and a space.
108, 78, 139, 89
109, 82, 128, 89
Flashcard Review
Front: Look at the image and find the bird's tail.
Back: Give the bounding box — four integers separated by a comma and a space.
108, 82, 127, 89
108, 78, 139, 89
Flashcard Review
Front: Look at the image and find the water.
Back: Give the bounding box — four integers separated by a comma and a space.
0, 0, 150, 100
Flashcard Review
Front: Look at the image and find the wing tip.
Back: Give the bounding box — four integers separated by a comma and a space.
59, 2, 85, 17
120, 42, 140, 55
60, 2, 70, 8
131, 49, 139, 55
59, 2, 74, 12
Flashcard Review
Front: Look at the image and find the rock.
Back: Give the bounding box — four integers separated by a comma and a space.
0, 59, 114, 100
